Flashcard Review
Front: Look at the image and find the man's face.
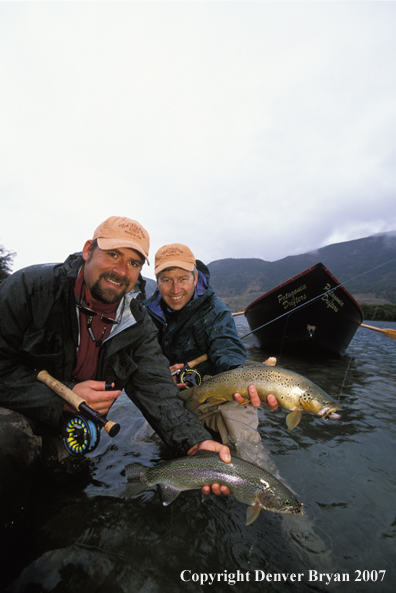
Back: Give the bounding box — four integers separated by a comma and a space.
157, 268, 198, 311
82, 241, 144, 304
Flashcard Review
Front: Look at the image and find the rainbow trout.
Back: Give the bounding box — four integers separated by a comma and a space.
178, 365, 341, 430
125, 451, 302, 525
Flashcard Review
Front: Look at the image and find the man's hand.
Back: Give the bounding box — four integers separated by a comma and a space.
187, 440, 231, 496
69, 381, 122, 415
170, 363, 184, 376
233, 357, 278, 409
263, 357, 277, 367
233, 386, 278, 410
169, 363, 188, 389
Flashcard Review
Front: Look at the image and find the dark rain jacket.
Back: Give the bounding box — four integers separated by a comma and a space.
144, 260, 247, 377
0, 253, 211, 455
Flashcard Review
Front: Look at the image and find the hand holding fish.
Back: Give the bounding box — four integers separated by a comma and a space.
178, 365, 341, 430
234, 385, 278, 410
171, 363, 278, 410
125, 451, 302, 524
231, 359, 279, 410
187, 440, 232, 496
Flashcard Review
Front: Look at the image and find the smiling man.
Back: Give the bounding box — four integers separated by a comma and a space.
144, 244, 278, 469
0, 218, 231, 508
145, 244, 248, 378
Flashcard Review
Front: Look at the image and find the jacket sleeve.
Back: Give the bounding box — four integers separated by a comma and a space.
121, 306, 212, 456
0, 271, 65, 428
204, 298, 247, 374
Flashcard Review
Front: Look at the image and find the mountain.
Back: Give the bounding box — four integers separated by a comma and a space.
207, 231, 396, 311
142, 276, 157, 298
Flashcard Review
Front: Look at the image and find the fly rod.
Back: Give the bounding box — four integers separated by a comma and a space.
37, 370, 120, 437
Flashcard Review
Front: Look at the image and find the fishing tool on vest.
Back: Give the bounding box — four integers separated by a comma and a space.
37, 370, 120, 457
172, 354, 208, 389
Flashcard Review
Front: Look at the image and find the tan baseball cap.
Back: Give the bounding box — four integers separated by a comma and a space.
155, 243, 196, 275
93, 216, 150, 264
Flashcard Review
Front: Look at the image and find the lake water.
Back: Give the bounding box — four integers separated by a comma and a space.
2, 320, 396, 593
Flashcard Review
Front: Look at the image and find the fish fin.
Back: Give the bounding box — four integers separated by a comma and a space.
207, 396, 229, 407
246, 505, 261, 525
286, 409, 303, 430
124, 463, 147, 498
236, 398, 250, 407
159, 483, 182, 506
203, 375, 212, 382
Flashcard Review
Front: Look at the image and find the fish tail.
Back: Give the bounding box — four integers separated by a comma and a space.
177, 388, 202, 411
125, 463, 148, 498
176, 390, 190, 402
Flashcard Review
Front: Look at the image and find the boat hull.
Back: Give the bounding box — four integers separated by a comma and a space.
243, 263, 364, 358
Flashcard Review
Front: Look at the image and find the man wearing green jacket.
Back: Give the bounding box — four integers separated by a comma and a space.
144, 243, 278, 468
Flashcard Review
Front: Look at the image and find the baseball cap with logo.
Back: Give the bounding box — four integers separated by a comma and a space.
93, 216, 150, 264
155, 243, 196, 275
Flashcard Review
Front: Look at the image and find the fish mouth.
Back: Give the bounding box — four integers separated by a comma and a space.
320, 407, 342, 419
281, 503, 303, 515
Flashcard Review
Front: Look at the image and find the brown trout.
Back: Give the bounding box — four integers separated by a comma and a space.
125, 451, 302, 525
178, 365, 341, 430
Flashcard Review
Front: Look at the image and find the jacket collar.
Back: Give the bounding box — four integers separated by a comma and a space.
65, 252, 143, 343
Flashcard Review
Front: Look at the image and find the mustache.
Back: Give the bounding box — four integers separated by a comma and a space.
99, 272, 129, 287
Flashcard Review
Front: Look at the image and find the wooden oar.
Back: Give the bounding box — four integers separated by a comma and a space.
37, 370, 120, 437
360, 324, 396, 340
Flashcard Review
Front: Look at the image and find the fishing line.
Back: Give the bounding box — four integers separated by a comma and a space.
338, 302, 383, 399
239, 257, 396, 340
338, 354, 353, 400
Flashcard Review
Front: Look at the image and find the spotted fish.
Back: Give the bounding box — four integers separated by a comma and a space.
178, 365, 341, 430
125, 451, 302, 525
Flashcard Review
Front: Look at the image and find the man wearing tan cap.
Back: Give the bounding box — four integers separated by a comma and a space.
144, 243, 278, 469
0, 218, 232, 514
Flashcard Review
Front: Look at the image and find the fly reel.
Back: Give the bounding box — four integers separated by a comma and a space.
179, 367, 203, 388
63, 414, 100, 457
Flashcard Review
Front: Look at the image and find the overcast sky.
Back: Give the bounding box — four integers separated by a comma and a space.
1, 1, 395, 280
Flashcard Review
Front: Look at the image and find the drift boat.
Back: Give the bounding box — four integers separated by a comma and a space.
241, 262, 364, 358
